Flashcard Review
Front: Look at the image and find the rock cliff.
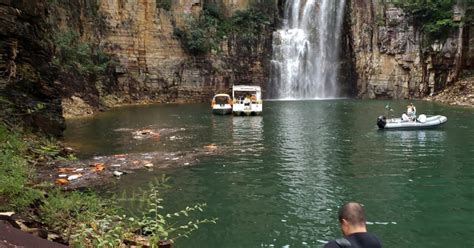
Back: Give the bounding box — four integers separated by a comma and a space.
1, 0, 472, 136
348, 1, 473, 99
0, 0, 64, 135
0, 0, 276, 133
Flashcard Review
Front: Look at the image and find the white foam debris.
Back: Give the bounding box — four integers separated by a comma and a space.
67, 175, 81, 180
113, 171, 123, 177
111, 164, 121, 167
58, 174, 68, 178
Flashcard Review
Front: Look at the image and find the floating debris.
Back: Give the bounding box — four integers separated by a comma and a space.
113, 171, 124, 177
57, 167, 74, 173
90, 163, 105, 172
204, 144, 218, 150
144, 163, 154, 168
111, 164, 121, 167
58, 174, 68, 178
184, 162, 190, 166
55, 178, 69, 185
132, 129, 160, 140
67, 174, 82, 181
74, 168, 84, 172
114, 128, 134, 132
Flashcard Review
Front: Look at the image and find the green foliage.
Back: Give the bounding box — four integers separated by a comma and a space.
393, 0, 458, 42
131, 179, 218, 245
174, 5, 272, 55
38, 177, 216, 246
0, 124, 42, 211
30, 138, 61, 159
37, 189, 119, 244
0, 123, 215, 246
53, 30, 111, 76
157, 0, 172, 11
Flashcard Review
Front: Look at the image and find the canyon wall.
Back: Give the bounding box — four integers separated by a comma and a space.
0, 0, 64, 135
1, 0, 472, 136
348, 0, 473, 99
0, 0, 276, 133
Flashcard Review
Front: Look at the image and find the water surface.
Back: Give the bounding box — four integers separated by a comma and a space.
64, 100, 474, 247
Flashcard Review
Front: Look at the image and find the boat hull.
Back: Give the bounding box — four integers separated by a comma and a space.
378, 115, 447, 130
212, 107, 232, 115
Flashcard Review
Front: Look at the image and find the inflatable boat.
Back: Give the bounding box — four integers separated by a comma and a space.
377, 114, 447, 130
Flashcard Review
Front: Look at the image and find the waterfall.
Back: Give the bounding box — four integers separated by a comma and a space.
270, 0, 346, 99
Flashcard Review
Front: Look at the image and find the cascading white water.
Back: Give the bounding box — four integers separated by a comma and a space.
270, 0, 346, 99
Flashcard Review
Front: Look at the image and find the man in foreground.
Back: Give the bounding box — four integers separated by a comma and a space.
324, 202, 381, 248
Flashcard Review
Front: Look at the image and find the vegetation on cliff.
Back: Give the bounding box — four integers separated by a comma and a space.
52, 30, 111, 77
173, 3, 273, 55
393, 0, 460, 43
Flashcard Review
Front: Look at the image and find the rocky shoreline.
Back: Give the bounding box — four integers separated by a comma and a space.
424, 76, 474, 107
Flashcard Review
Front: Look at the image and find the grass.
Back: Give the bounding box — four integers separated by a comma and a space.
0, 124, 42, 212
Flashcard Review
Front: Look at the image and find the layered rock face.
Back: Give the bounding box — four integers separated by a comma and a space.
0, 0, 65, 135
1, 0, 275, 129
96, 0, 273, 103
349, 1, 473, 99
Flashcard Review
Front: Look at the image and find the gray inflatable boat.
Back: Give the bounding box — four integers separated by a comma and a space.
377, 114, 447, 130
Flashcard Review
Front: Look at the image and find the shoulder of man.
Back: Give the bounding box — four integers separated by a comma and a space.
324, 238, 352, 248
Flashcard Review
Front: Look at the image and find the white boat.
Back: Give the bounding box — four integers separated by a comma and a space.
211, 94, 232, 115
232, 85, 263, 116
377, 114, 447, 130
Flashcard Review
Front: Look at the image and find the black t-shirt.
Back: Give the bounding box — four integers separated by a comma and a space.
324, 232, 381, 248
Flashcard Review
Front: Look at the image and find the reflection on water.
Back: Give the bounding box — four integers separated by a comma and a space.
270, 101, 339, 243
62, 100, 474, 248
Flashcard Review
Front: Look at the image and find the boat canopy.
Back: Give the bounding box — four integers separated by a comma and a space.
232, 85, 261, 99
213, 94, 231, 98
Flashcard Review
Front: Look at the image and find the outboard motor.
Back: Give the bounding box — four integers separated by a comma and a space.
377, 115, 387, 129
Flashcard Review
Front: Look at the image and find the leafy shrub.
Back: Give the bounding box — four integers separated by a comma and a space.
393, 0, 459, 43
157, 0, 172, 11
174, 5, 271, 55
0, 124, 42, 211
53, 30, 111, 76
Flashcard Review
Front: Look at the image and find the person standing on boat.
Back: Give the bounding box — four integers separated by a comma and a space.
407, 103, 416, 121
324, 202, 381, 248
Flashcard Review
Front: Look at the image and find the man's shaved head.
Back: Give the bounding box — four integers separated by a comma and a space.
338, 202, 366, 227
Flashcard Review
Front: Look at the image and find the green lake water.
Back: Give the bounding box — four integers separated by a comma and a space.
63, 100, 474, 248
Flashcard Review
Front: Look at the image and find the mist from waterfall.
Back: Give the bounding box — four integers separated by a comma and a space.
270, 0, 346, 99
